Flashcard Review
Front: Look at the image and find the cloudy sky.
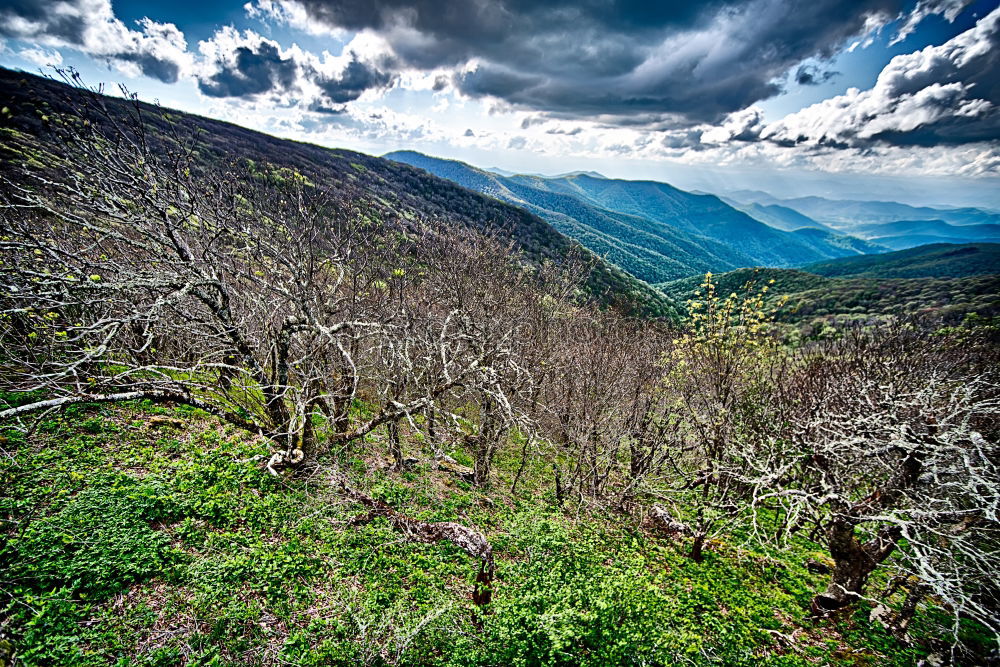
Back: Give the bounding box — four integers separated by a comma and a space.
2, 0, 999, 206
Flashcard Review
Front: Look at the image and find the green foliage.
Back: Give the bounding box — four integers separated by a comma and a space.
9, 481, 178, 598
681, 271, 787, 345
0, 401, 954, 666
802, 242, 1000, 279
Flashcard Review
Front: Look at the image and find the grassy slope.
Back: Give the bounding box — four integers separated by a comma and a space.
0, 400, 955, 667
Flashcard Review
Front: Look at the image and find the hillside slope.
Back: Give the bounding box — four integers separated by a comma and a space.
0, 68, 676, 319
0, 399, 961, 666
736, 202, 838, 233
802, 242, 1000, 279
387, 151, 880, 282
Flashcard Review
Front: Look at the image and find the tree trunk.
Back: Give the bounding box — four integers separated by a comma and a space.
689, 532, 707, 563
426, 406, 437, 445
343, 483, 494, 608
472, 397, 506, 487
891, 582, 927, 636
472, 434, 493, 487
554, 464, 564, 507
812, 519, 901, 614
388, 419, 402, 470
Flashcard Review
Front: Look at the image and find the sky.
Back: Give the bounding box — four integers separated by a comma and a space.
1, 0, 999, 208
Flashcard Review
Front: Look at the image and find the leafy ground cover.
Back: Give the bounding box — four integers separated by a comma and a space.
0, 400, 974, 666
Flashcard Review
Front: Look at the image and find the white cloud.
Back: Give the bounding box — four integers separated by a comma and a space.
196, 27, 397, 106
17, 46, 62, 66
245, 0, 347, 37
892, 0, 973, 44
762, 6, 999, 147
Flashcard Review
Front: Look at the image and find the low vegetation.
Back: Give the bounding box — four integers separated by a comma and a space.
3, 395, 995, 666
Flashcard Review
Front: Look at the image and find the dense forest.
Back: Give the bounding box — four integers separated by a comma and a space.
801, 243, 1000, 280
1, 72, 999, 667
659, 262, 1000, 334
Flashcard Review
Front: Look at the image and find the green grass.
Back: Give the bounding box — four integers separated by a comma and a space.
0, 401, 968, 665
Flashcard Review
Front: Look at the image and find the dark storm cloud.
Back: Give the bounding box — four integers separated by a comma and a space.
794, 64, 840, 86
196, 29, 395, 104
309, 102, 349, 114
0, 0, 188, 83
456, 66, 542, 101
111, 50, 179, 83
431, 74, 449, 91
199, 41, 298, 97
660, 129, 707, 150
0, 0, 88, 44
315, 56, 393, 103
269, 0, 925, 123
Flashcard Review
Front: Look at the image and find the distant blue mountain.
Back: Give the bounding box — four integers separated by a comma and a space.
386, 151, 881, 283
727, 191, 1000, 231
732, 202, 839, 234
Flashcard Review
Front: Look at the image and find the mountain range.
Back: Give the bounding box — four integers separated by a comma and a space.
726, 190, 1000, 249
386, 151, 885, 283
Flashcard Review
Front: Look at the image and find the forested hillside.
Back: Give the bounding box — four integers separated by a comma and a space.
386, 151, 883, 282
803, 242, 1000, 278
0, 68, 675, 321
1, 71, 998, 667
660, 267, 1000, 332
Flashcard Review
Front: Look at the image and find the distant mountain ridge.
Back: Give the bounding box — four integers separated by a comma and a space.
721, 199, 839, 234
726, 190, 1000, 249
659, 267, 1000, 326
727, 190, 1000, 226
387, 151, 883, 283
658, 243, 1000, 325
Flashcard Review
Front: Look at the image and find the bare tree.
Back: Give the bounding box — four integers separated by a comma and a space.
0, 74, 534, 474
773, 326, 1000, 644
